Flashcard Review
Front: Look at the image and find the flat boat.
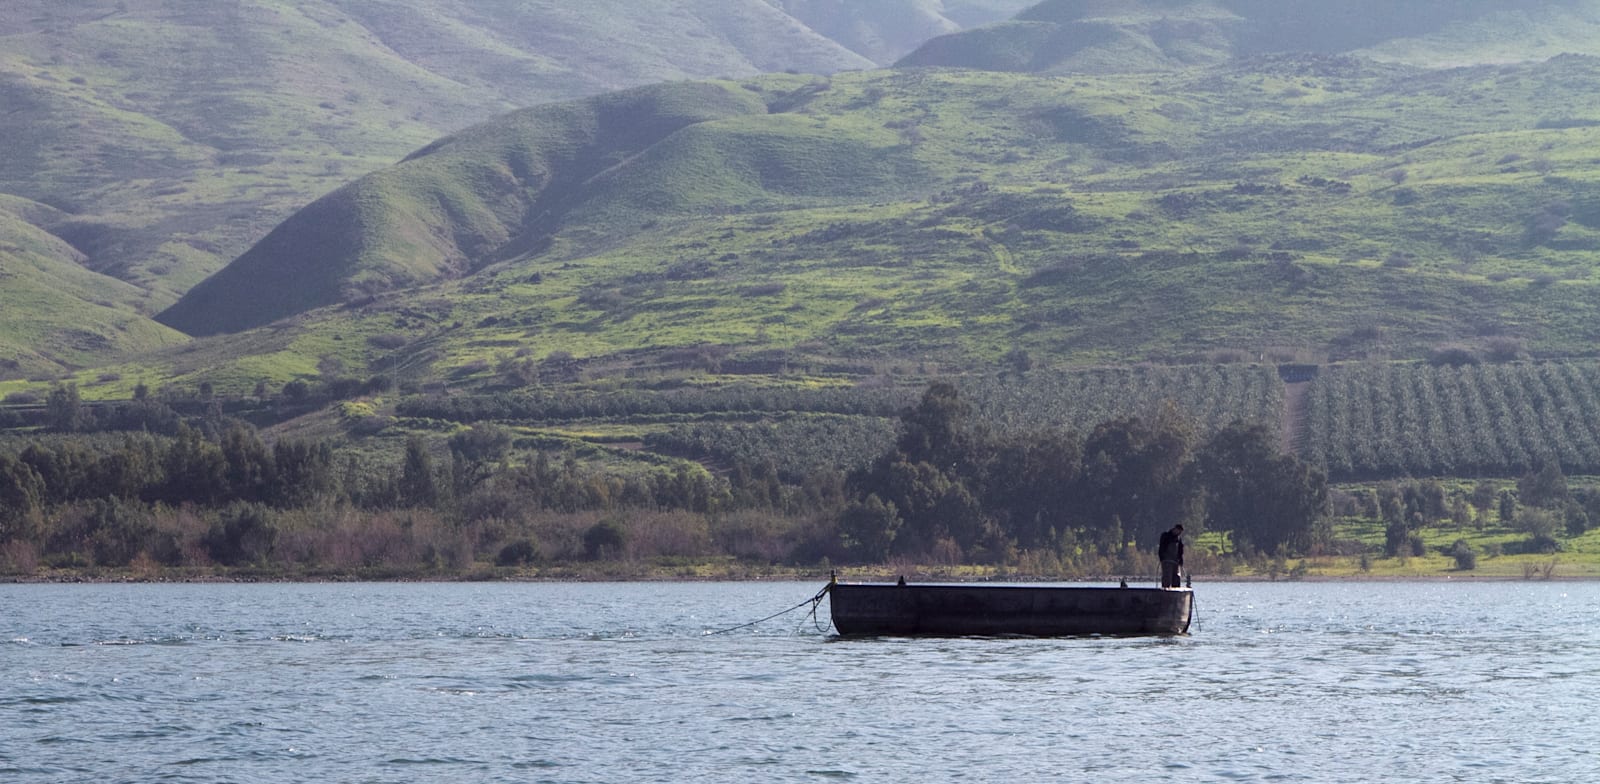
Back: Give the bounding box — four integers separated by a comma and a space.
828, 581, 1192, 637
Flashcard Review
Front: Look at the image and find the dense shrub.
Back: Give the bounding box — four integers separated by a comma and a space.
204, 503, 277, 566
496, 539, 539, 567
583, 520, 627, 560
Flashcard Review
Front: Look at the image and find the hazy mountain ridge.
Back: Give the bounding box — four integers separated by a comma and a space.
0, 0, 878, 290
775, 0, 1037, 63
899, 0, 1600, 72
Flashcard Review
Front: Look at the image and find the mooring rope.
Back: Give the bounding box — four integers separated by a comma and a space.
1188, 573, 1200, 633
704, 583, 831, 636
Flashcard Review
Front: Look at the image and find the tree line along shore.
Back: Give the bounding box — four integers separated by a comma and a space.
7, 372, 1600, 581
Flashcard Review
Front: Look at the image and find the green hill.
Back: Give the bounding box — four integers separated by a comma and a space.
2, 0, 1028, 375
156, 81, 775, 336
17, 1, 1600, 391
131, 55, 1600, 397
0, 0, 885, 296
776, 0, 1037, 63
898, 0, 1600, 73
0, 197, 186, 378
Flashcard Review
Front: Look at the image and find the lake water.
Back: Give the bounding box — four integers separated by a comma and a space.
3, 580, 1597, 783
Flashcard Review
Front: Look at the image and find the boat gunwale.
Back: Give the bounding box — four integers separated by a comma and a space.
827, 581, 1194, 637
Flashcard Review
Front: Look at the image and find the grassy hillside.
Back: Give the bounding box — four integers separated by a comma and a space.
132, 55, 1600, 400
156, 81, 774, 335
0, 0, 888, 293
899, 0, 1600, 73
776, 0, 1036, 63
11, 1, 1600, 378
2, 0, 1015, 375
898, 1, 1239, 72
0, 197, 186, 378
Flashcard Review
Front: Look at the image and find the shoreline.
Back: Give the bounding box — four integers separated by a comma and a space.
6, 568, 1599, 585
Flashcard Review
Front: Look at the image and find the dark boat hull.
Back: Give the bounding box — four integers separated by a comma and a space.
829, 583, 1192, 637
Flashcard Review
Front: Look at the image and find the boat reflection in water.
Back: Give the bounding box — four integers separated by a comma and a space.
827, 580, 1193, 637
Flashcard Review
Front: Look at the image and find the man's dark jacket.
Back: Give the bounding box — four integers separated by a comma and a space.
1158, 530, 1184, 564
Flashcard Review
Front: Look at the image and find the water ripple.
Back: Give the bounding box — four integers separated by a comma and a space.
2, 581, 1596, 782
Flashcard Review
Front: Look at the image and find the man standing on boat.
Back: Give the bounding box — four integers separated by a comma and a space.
1159, 525, 1185, 588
